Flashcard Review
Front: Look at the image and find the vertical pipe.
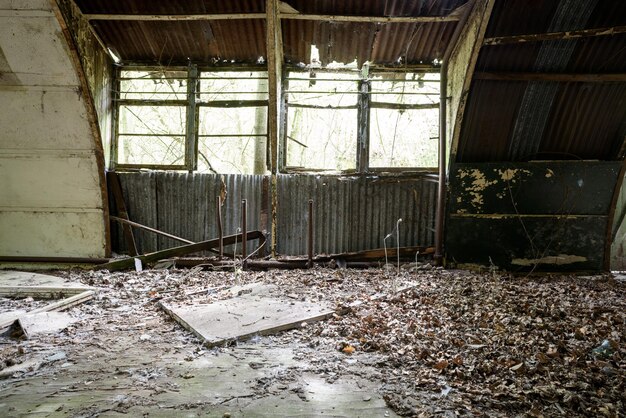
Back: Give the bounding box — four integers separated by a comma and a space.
217, 199, 223, 259
307, 199, 314, 268
242, 199, 248, 267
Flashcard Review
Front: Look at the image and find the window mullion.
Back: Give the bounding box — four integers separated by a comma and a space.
111, 66, 121, 170
356, 78, 371, 173
186, 64, 198, 171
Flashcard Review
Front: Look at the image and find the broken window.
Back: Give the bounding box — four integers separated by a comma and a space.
115, 70, 188, 169
113, 68, 268, 173
283, 69, 440, 172
285, 72, 359, 171
369, 72, 440, 169
197, 71, 268, 174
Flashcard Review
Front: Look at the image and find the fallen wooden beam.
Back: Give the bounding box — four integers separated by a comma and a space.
0, 290, 95, 330
95, 230, 266, 271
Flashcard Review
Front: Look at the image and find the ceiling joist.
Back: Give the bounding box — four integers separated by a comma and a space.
83, 13, 265, 21
83, 13, 461, 24
474, 72, 626, 82
483, 25, 626, 46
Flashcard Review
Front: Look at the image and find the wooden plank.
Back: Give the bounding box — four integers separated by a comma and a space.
160, 296, 334, 347
95, 230, 266, 271
474, 72, 626, 83
0, 270, 95, 298
483, 25, 626, 46
0, 290, 95, 330
16, 312, 75, 339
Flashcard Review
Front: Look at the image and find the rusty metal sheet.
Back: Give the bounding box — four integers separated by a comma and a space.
276, 174, 436, 255
75, 0, 467, 65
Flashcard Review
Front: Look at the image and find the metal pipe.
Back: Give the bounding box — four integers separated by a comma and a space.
307, 199, 314, 268
217, 199, 223, 259
110, 216, 194, 244
241, 199, 247, 267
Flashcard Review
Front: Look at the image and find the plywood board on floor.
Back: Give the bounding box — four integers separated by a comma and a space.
161, 295, 335, 347
17, 312, 76, 339
0, 270, 94, 298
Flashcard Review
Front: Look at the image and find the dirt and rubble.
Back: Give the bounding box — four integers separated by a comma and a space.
0, 266, 624, 417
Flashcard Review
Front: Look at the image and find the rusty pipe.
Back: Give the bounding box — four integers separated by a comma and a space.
110, 216, 193, 245
217, 199, 223, 259
241, 199, 247, 267
307, 199, 314, 268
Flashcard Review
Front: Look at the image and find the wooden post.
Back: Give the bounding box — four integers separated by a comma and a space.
266, 0, 283, 256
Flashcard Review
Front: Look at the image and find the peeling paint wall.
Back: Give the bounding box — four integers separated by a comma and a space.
0, 0, 107, 257
446, 161, 620, 271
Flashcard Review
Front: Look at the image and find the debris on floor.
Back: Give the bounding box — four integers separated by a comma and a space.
0, 267, 624, 417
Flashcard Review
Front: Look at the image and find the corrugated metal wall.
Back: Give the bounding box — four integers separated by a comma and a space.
111, 172, 267, 254
112, 172, 436, 256
276, 174, 436, 255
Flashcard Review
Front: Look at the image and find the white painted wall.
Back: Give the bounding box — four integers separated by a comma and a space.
0, 0, 107, 257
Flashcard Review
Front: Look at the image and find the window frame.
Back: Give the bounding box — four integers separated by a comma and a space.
281, 67, 441, 175
111, 65, 269, 173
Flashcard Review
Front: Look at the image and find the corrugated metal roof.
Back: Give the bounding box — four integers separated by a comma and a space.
456, 0, 626, 163
75, 0, 467, 65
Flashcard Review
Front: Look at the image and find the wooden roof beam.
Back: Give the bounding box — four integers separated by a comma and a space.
474, 72, 626, 82
83, 13, 461, 23
484, 25, 626, 46
83, 13, 265, 21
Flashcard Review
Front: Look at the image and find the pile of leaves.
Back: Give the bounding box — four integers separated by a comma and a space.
310, 271, 625, 416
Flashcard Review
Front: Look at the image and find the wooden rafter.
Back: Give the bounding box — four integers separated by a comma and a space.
279, 14, 460, 23
474, 72, 626, 82
84, 13, 266, 21
83, 13, 461, 24
484, 25, 626, 46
